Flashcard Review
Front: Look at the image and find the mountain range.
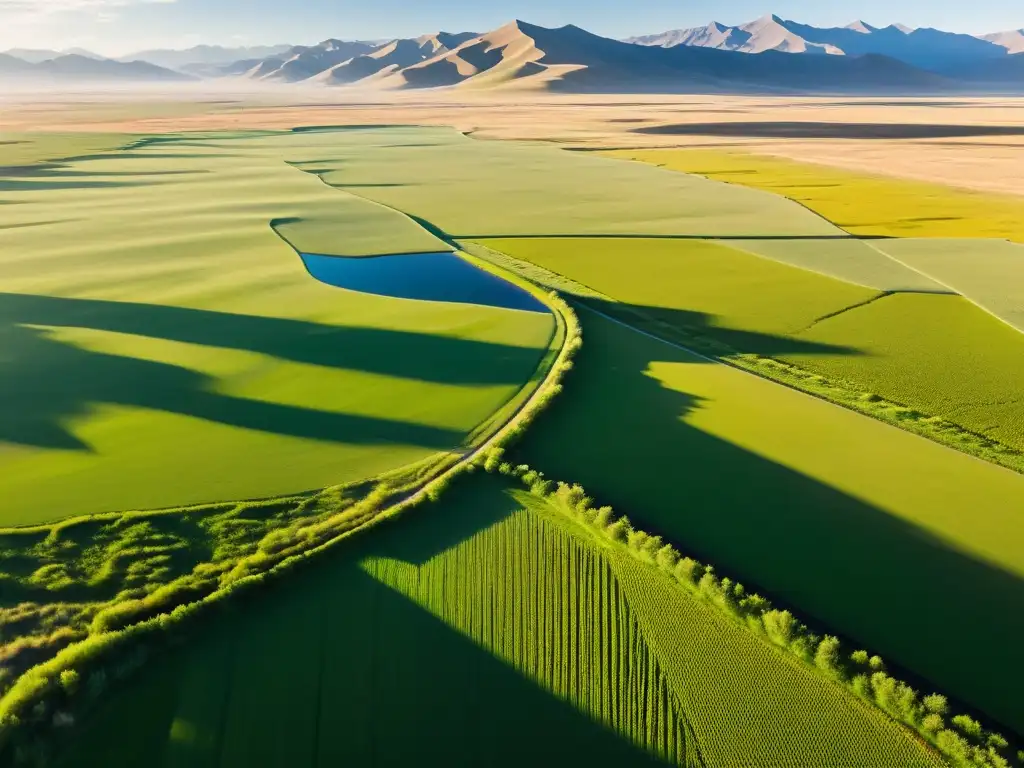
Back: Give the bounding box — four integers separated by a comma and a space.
2, 17, 1022, 91
223, 20, 1010, 93
626, 15, 1022, 75
0, 53, 193, 83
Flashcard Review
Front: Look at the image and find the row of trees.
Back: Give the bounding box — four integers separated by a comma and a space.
0, 276, 585, 767
480, 457, 1017, 768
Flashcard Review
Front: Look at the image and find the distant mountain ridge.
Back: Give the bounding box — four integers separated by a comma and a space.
117, 44, 294, 70
0, 53, 193, 83
219, 20, 954, 94
5, 17, 1021, 92
626, 15, 1018, 74
312, 32, 479, 85
981, 29, 1024, 54
2, 47, 106, 63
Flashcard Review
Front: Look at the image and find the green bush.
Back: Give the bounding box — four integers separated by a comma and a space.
487, 460, 1016, 768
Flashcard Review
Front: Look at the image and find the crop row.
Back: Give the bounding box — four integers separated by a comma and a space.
481, 457, 1016, 768
0, 273, 581, 765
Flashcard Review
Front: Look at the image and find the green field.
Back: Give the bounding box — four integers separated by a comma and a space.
793, 291, 1024, 449
477, 237, 1024, 457
273, 127, 843, 238
0, 131, 553, 525
2, 123, 1021, 767
510, 308, 1024, 734
0, 133, 135, 171
52, 473, 943, 768
606, 148, 1024, 242
874, 238, 1024, 333
722, 237, 949, 292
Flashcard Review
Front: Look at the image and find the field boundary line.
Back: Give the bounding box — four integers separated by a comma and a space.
574, 301, 1024, 477
0, 230, 582, 763
467, 238, 1024, 477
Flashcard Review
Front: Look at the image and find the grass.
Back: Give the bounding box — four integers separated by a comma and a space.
792, 291, 1024, 451
473, 237, 878, 340
605, 148, 1024, 241
49, 473, 944, 768
269, 126, 845, 238
511, 308, 1024, 735
873, 238, 1024, 333
0, 130, 553, 524
476, 237, 1024, 458
720, 237, 948, 293
0, 134, 135, 170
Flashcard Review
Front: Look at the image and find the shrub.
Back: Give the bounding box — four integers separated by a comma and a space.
627, 529, 650, 553
814, 636, 843, 678
922, 713, 944, 733
924, 693, 949, 716
673, 558, 701, 588
57, 670, 78, 697
851, 674, 871, 699
654, 544, 680, 572
592, 506, 615, 531
604, 519, 630, 544
762, 610, 797, 647
986, 733, 1008, 750
952, 714, 983, 740
936, 730, 972, 763
483, 447, 505, 473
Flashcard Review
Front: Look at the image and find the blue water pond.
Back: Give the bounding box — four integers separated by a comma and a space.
301, 251, 549, 314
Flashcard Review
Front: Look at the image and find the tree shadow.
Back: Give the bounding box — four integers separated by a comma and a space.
7, 168, 210, 179
583, 297, 863, 359
0, 179, 162, 192
514, 303, 1024, 737
0, 293, 543, 452
53, 476, 673, 767
636, 122, 1024, 140
0, 293, 543, 385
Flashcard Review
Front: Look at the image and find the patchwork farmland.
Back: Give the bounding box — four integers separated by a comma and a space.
0, 119, 1020, 768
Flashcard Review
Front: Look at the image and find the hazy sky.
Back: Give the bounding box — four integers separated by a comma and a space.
1, 0, 1020, 55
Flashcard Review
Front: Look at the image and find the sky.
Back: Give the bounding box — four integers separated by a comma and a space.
0, 0, 1020, 56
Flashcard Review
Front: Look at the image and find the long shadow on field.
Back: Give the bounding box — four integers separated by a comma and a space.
515, 303, 1024, 737
0, 178, 161, 192
636, 121, 1024, 140
0, 292, 543, 451
54, 478, 672, 768
584, 298, 861, 359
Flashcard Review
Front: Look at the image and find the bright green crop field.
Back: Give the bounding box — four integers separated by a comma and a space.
607, 148, 1024, 242
271, 126, 843, 238
0, 130, 553, 524
0, 133, 135, 170
874, 238, 1024, 333
512, 308, 1024, 734
53, 473, 943, 768
3, 122, 1022, 767
478, 236, 1024, 456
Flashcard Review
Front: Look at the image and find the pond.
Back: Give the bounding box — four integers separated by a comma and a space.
300, 251, 549, 314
